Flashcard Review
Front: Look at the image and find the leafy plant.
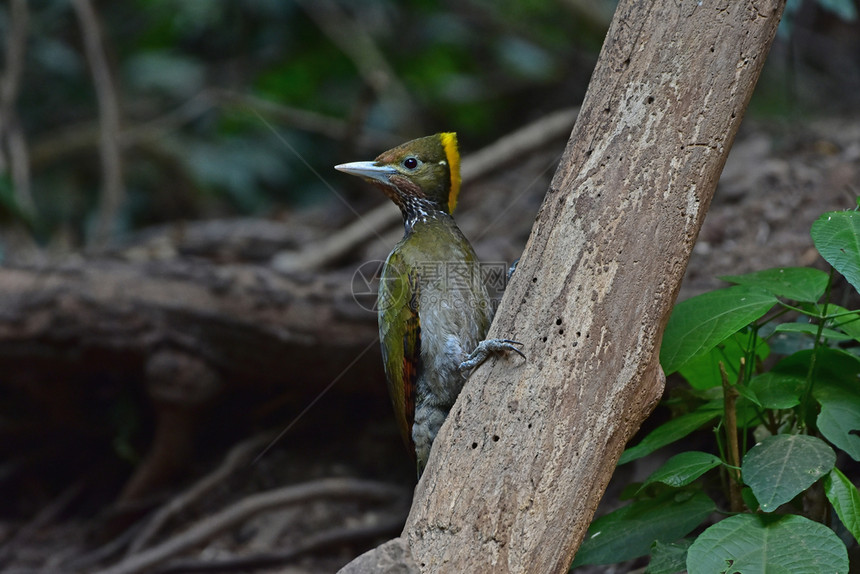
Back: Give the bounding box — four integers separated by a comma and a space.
571, 205, 860, 573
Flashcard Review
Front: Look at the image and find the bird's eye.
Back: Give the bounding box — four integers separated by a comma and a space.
403, 157, 419, 170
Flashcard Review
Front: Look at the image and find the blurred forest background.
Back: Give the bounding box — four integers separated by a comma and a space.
1, 0, 860, 572
0, 0, 610, 253
0, 0, 857, 253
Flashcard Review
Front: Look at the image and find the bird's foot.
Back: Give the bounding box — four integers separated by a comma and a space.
459, 339, 526, 377
506, 258, 520, 283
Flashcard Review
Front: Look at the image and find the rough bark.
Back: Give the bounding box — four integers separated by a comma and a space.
340, 0, 785, 572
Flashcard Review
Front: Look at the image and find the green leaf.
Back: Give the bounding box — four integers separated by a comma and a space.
764, 350, 860, 439
741, 486, 759, 512
720, 267, 829, 303
824, 467, 860, 544
572, 491, 715, 567
619, 404, 722, 465
771, 348, 860, 384
815, 384, 860, 461
647, 539, 691, 574
811, 211, 860, 293
678, 331, 769, 390
772, 322, 853, 342
661, 286, 777, 375
687, 513, 848, 574
734, 382, 761, 407
825, 304, 860, 343
767, 330, 815, 355
747, 371, 806, 409
640, 452, 722, 491
742, 434, 835, 512
773, 349, 860, 458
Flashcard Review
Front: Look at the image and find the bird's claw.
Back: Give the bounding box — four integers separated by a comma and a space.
459, 338, 526, 377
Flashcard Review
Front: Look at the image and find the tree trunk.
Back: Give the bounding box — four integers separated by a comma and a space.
340, 0, 785, 572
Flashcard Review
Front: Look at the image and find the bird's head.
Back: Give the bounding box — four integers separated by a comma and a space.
335, 133, 461, 220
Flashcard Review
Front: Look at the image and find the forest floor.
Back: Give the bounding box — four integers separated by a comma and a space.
1, 115, 859, 573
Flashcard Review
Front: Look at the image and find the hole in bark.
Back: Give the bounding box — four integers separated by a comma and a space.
527, 423, 532, 429
710, 46, 715, 52
576, 331, 581, 337
532, 277, 538, 283
586, 149, 593, 156
492, 435, 500, 442
558, 329, 564, 335
555, 318, 562, 325
572, 341, 578, 347
541, 336, 547, 342
471, 442, 478, 449
646, 96, 654, 104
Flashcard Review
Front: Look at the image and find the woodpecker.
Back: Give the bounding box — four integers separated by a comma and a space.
336, 133, 523, 476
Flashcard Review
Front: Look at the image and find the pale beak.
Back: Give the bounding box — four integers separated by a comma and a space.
334, 161, 398, 185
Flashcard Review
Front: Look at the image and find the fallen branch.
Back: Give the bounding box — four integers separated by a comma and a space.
153, 515, 406, 574
0, 260, 378, 382
0, 479, 83, 564
128, 432, 275, 555
95, 478, 407, 574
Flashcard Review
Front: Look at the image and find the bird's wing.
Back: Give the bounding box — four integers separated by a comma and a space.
378, 251, 421, 454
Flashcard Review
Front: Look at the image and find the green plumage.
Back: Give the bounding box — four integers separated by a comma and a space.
335, 133, 522, 477
378, 213, 492, 471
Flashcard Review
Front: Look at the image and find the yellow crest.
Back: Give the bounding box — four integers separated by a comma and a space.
440, 132, 461, 214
